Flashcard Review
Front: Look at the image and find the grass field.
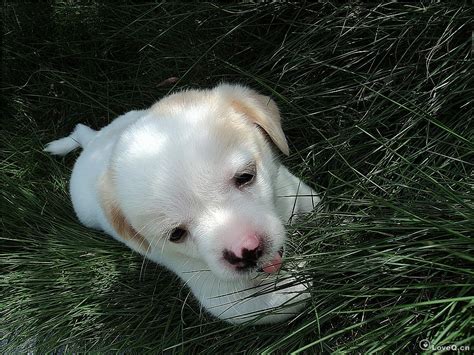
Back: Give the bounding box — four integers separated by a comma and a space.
1, 2, 473, 353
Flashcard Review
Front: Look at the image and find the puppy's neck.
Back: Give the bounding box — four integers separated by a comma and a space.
274, 165, 319, 224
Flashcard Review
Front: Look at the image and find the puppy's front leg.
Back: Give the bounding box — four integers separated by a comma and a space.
185, 270, 310, 324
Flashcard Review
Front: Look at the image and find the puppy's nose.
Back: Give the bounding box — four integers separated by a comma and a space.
223, 234, 264, 270
236, 234, 260, 258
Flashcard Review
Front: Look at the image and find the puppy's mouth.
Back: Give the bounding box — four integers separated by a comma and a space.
257, 246, 284, 274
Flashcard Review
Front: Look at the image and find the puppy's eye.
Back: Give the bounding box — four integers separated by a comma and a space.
234, 172, 255, 187
169, 227, 187, 243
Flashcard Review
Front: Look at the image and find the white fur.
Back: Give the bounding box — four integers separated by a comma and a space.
45, 83, 319, 324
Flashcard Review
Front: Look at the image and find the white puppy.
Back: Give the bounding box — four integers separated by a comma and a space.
45, 83, 319, 324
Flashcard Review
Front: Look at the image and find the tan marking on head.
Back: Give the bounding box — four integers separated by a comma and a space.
150, 86, 265, 158
99, 170, 151, 253
148, 83, 289, 156
150, 89, 216, 117
224, 86, 289, 155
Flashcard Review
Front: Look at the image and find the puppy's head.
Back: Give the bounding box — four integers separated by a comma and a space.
101, 83, 289, 280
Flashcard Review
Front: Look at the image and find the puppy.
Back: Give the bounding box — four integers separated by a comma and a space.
45, 83, 319, 324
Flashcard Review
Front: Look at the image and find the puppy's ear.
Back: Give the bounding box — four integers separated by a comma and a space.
98, 169, 150, 254
217, 83, 290, 156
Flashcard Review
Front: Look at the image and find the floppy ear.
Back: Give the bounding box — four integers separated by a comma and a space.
217, 83, 290, 156
98, 169, 150, 254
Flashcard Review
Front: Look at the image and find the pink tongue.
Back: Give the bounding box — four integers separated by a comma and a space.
262, 252, 282, 273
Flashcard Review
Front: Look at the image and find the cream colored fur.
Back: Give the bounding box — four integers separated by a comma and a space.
45, 83, 319, 324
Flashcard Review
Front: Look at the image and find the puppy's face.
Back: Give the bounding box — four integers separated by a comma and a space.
103, 84, 289, 280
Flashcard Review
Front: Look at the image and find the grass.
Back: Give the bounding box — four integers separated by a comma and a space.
1, 1, 473, 353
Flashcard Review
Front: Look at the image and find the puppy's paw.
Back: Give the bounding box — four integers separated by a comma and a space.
214, 276, 311, 325
276, 277, 312, 305
249, 277, 311, 324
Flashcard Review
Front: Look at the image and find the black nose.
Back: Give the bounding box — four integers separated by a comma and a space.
223, 246, 264, 270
